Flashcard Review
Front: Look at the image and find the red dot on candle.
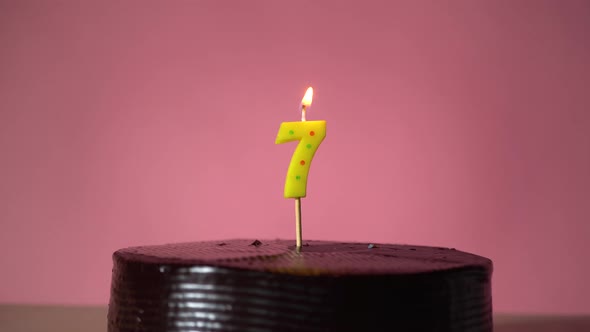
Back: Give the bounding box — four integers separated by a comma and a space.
300, 160, 306, 165
310, 131, 315, 136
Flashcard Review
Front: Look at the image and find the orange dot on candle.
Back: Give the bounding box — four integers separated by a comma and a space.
300, 160, 306, 165
310, 131, 315, 136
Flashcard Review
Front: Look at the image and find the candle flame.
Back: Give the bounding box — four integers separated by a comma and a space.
301, 87, 313, 108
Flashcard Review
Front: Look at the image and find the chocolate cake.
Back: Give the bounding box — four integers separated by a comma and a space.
108, 239, 493, 331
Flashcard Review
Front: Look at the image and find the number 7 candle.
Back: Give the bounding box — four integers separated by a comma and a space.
276, 87, 326, 248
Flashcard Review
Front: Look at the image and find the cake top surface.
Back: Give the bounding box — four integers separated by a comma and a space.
115, 239, 492, 276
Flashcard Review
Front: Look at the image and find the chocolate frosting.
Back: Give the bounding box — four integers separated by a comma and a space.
108, 239, 493, 331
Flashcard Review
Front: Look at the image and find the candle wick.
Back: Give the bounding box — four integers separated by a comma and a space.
301, 105, 307, 122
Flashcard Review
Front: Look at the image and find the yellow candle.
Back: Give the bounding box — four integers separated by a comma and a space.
276, 87, 326, 198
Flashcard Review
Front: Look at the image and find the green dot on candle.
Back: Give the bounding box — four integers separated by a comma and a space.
295, 175, 301, 180
306, 144, 312, 149
289, 130, 294, 135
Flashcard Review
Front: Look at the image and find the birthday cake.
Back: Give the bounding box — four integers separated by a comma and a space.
108, 239, 493, 332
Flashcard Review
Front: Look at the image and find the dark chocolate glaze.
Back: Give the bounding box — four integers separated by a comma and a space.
108, 239, 493, 332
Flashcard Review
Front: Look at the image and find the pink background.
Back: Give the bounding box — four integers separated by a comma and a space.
1, 1, 589, 314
